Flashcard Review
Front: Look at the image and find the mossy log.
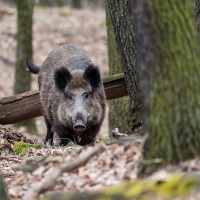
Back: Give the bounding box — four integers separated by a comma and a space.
0, 74, 128, 125
43, 173, 199, 200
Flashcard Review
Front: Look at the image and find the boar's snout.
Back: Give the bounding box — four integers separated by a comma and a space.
73, 119, 86, 132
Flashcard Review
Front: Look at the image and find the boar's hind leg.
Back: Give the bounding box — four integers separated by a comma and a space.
44, 117, 54, 145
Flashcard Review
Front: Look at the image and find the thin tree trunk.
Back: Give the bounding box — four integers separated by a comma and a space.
107, 0, 141, 130
15, 0, 33, 94
105, 1, 131, 136
130, 0, 200, 173
0, 173, 8, 200
15, 0, 38, 134
71, 0, 82, 9
195, 0, 200, 32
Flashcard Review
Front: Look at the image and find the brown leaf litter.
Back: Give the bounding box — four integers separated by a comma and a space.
0, 127, 36, 154
1, 140, 142, 199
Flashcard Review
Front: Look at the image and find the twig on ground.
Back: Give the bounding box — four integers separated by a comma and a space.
105, 135, 144, 147
11, 157, 48, 173
140, 158, 162, 165
112, 128, 128, 139
0, 156, 21, 163
23, 144, 105, 200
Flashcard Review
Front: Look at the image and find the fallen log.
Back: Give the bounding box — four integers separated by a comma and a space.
0, 73, 128, 125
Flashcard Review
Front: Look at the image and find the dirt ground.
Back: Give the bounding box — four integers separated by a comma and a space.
0, 3, 109, 142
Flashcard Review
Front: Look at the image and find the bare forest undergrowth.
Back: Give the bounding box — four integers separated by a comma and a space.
1, 3, 200, 200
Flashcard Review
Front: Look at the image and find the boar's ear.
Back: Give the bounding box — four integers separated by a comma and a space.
54, 67, 72, 93
83, 65, 101, 90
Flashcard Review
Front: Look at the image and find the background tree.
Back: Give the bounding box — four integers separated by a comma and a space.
196, 0, 200, 32
14, 0, 38, 134
71, 0, 82, 9
107, 0, 141, 131
0, 173, 8, 200
129, 0, 200, 173
105, 1, 131, 136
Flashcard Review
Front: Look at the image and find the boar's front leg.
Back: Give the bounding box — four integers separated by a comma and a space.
54, 125, 72, 147
44, 117, 54, 145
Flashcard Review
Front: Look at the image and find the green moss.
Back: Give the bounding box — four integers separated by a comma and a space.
124, 181, 154, 198
104, 174, 195, 199
156, 175, 195, 198
0, 96, 17, 104
97, 137, 109, 145
67, 141, 75, 146
105, 184, 124, 196
102, 73, 124, 83
130, 102, 142, 129
41, 174, 196, 200
0, 127, 8, 130
141, 0, 200, 174
13, 141, 42, 155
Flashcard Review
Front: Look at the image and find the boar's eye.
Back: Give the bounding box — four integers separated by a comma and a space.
84, 93, 89, 99
66, 93, 74, 101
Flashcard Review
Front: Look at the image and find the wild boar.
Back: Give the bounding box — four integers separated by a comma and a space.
27, 44, 106, 146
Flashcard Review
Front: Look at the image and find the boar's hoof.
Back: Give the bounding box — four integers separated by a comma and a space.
73, 121, 86, 132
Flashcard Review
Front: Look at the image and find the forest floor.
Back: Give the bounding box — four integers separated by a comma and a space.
1, 3, 200, 200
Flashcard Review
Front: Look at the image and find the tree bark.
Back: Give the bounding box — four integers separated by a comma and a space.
15, 0, 38, 134
15, 0, 33, 95
195, 0, 200, 32
130, 0, 200, 173
105, 1, 131, 136
107, 0, 142, 130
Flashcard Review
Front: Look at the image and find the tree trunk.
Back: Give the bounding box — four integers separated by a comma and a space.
129, 0, 200, 173
105, 1, 131, 136
107, 0, 141, 130
195, 0, 200, 32
15, 0, 38, 134
0, 173, 8, 200
38, 0, 69, 7
71, 0, 82, 9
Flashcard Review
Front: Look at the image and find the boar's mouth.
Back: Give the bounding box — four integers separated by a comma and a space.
73, 119, 86, 132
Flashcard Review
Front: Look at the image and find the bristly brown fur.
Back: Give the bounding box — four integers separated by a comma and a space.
36, 44, 106, 146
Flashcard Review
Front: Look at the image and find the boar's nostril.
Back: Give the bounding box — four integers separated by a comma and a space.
73, 123, 86, 132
